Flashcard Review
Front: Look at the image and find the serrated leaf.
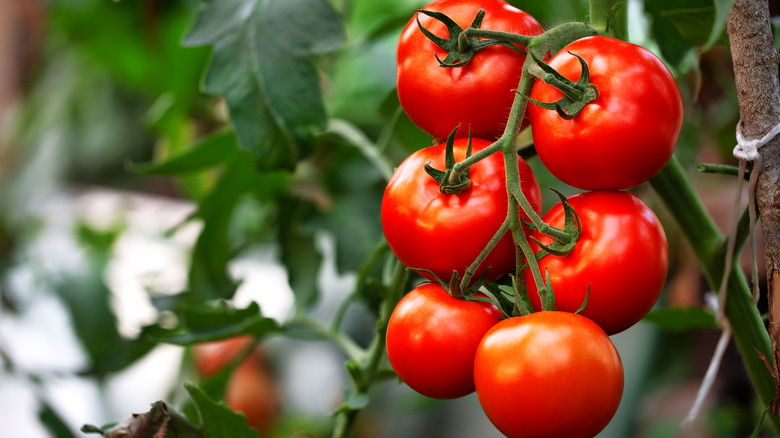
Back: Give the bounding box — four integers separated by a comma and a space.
130, 130, 239, 175
185, 383, 260, 438
183, 0, 346, 170
155, 301, 279, 346
642, 307, 720, 332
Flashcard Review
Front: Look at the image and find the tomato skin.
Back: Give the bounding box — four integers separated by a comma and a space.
474, 312, 623, 438
381, 138, 542, 284
528, 36, 683, 190
397, 0, 543, 141
386, 283, 504, 399
523, 190, 668, 335
192, 335, 255, 379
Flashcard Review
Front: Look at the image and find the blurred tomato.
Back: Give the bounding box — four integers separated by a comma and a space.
192, 336, 281, 435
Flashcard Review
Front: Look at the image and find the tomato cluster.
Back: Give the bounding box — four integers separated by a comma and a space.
384, 1, 681, 437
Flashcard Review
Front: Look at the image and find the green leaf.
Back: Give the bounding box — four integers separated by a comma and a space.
279, 202, 322, 309
642, 307, 720, 332
130, 130, 239, 175
183, 0, 346, 170
706, 0, 733, 50
56, 230, 129, 376
154, 301, 279, 346
185, 383, 260, 438
306, 141, 385, 276
188, 154, 290, 302
39, 401, 77, 438
644, 0, 709, 67
661, 7, 730, 47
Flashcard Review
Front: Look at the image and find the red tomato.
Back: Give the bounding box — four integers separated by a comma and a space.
225, 350, 281, 435
397, 0, 543, 141
192, 335, 254, 379
528, 36, 683, 190
193, 337, 281, 435
523, 190, 668, 335
474, 311, 624, 438
381, 137, 542, 284
386, 283, 504, 399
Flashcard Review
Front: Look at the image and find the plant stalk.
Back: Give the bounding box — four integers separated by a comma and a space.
650, 157, 779, 431
331, 260, 408, 438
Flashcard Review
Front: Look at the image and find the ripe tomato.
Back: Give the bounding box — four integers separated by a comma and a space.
386, 283, 503, 399
523, 190, 668, 335
192, 335, 254, 379
474, 311, 623, 438
397, 0, 543, 141
192, 337, 280, 435
527, 36, 683, 190
381, 137, 542, 284
225, 350, 281, 435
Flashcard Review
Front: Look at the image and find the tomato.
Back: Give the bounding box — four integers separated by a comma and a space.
397, 0, 543, 141
192, 337, 280, 435
523, 190, 668, 335
192, 335, 254, 379
386, 283, 503, 399
225, 350, 281, 435
527, 36, 683, 190
474, 311, 623, 438
381, 137, 542, 284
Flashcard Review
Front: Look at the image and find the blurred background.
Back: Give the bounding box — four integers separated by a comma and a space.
0, 0, 778, 437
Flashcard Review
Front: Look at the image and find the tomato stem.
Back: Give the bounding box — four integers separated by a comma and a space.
461, 27, 534, 47
459, 216, 511, 292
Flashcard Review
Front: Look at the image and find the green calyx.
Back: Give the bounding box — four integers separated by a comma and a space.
415, 8, 525, 68
524, 188, 582, 257
424, 127, 473, 194
523, 50, 599, 120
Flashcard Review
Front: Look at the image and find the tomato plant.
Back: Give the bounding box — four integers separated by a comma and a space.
381, 137, 542, 284
386, 282, 503, 399
14, 0, 778, 437
474, 311, 624, 438
396, 0, 543, 141
527, 36, 683, 190
523, 190, 669, 335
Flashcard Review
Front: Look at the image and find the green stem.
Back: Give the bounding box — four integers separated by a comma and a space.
287, 316, 367, 362
331, 261, 408, 438
526, 22, 601, 54
452, 139, 502, 172
459, 215, 511, 291
589, 0, 628, 40
462, 28, 534, 46
458, 23, 600, 298
650, 157, 779, 432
